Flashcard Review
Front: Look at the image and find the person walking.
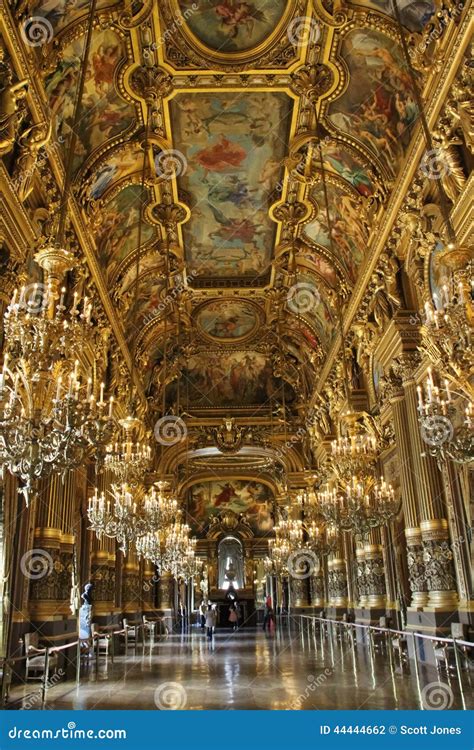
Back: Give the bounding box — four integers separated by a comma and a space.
199, 600, 206, 629
262, 595, 274, 632
205, 604, 216, 640
228, 604, 238, 631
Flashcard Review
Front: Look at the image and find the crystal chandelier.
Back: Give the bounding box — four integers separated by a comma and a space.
136, 517, 194, 579
0, 258, 114, 503
318, 476, 397, 541
89, 417, 154, 553
88, 484, 148, 554
142, 480, 178, 530
104, 415, 151, 486
420, 248, 473, 385
179, 539, 203, 581
417, 368, 473, 465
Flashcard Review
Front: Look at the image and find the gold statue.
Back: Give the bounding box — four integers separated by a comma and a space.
0, 55, 28, 157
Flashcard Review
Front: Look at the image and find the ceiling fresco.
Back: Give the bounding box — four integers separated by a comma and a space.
187, 480, 274, 536
303, 180, 369, 283
171, 350, 296, 408
45, 28, 136, 173
24, 0, 440, 421
169, 90, 293, 279
194, 299, 263, 342
95, 184, 157, 282
176, 0, 289, 54
327, 28, 417, 177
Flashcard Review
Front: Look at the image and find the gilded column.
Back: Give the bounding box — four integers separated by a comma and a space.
29, 473, 76, 621
309, 570, 325, 608
121, 549, 141, 615
355, 546, 368, 608
401, 359, 458, 610
327, 534, 348, 610
90, 471, 116, 619
142, 561, 157, 614
364, 529, 387, 609
158, 572, 174, 611
289, 575, 309, 608
384, 369, 429, 607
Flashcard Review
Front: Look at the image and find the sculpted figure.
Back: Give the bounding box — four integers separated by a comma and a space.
0, 69, 28, 157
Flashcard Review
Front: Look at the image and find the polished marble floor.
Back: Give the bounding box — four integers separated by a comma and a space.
8, 624, 472, 710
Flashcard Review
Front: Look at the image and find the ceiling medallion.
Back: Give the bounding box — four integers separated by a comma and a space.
194, 299, 263, 344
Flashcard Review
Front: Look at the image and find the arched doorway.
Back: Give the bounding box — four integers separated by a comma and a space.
218, 536, 244, 590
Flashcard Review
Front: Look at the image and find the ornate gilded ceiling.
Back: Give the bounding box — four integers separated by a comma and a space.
8, 0, 442, 420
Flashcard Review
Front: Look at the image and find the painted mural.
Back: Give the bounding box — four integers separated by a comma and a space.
125, 278, 165, 345
169, 91, 292, 278
328, 29, 416, 175
295, 248, 338, 288
179, 350, 292, 407
350, 1, 436, 32
45, 29, 135, 170
33, 1, 121, 34
287, 273, 335, 351
319, 143, 374, 197
177, 0, 287, 53
94, 185, 156, 280
195, 300, 260, 341
303, 183, 367, 282
87, 142, 144, 201
188, 480, 274, 535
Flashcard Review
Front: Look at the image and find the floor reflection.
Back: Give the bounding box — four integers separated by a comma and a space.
7, 624, 472, 711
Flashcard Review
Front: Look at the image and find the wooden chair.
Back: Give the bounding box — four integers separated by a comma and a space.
24, 633, 58, 681
91, 624, 110, 658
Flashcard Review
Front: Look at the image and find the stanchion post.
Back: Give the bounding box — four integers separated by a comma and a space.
75, 639, 81, 685
41, 648, 50, 708
452, 639, 466, 710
